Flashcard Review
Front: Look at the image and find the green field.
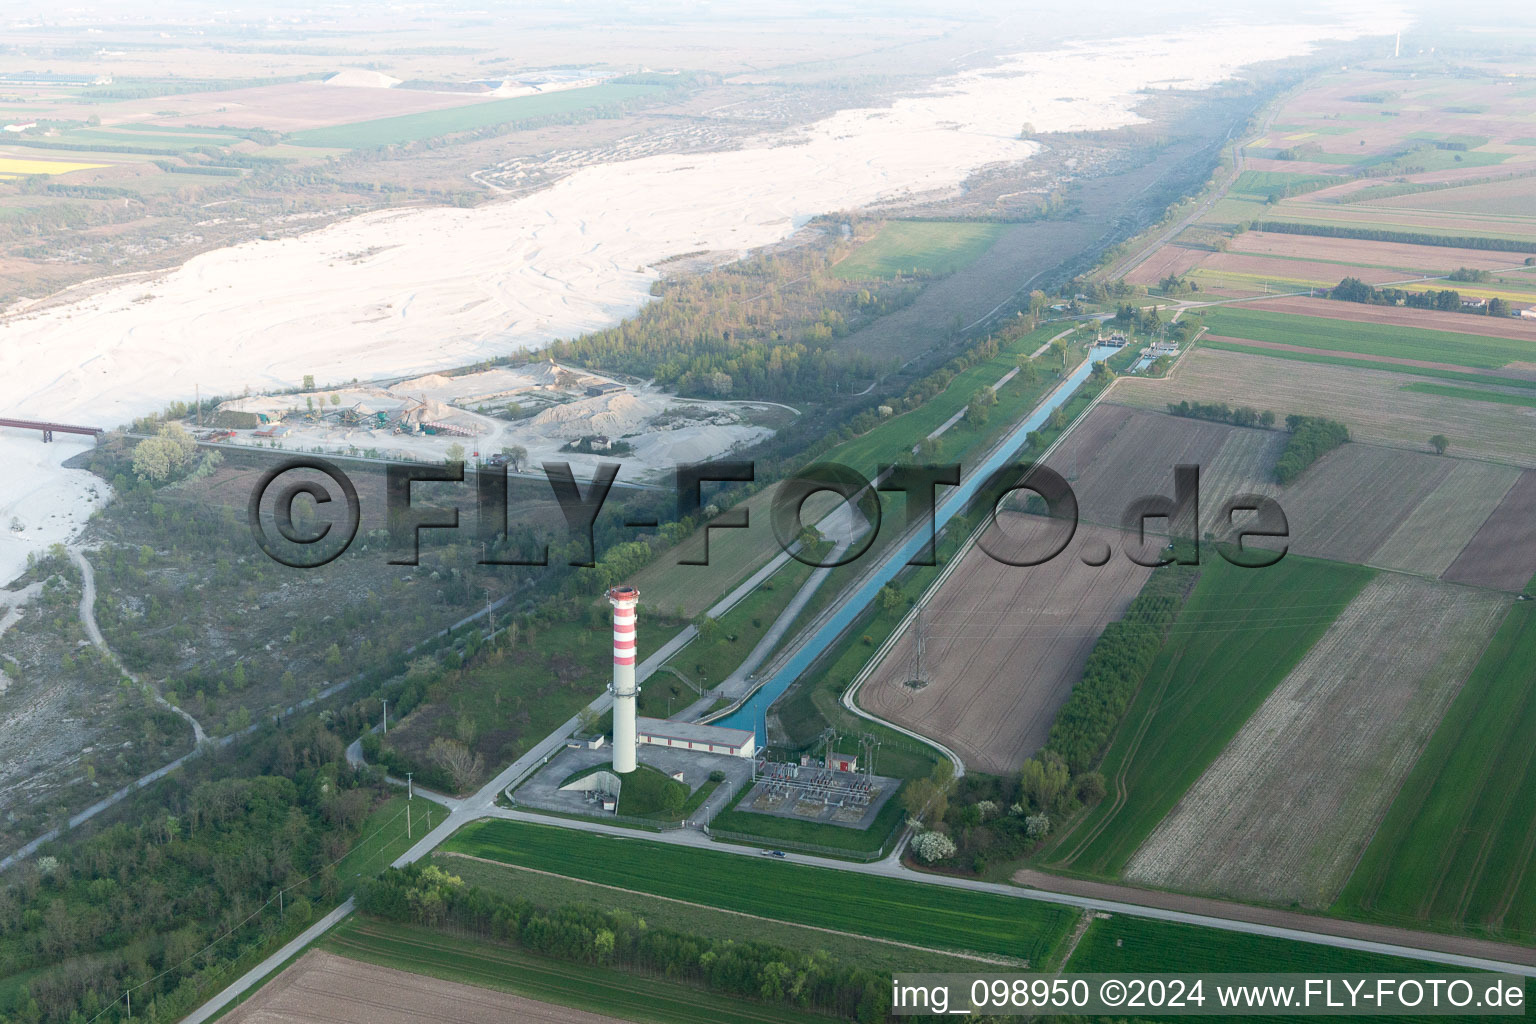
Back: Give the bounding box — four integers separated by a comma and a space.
1044, 556, 1374, 877
335, 795, 443, 890
1230, 170, 1346, 200
832, 220, 1005, 280
443, 819, 1075, 962
1203, 306, 1536, 370
436, 853, 986, 973
288, 83, 663, 148
323, 917, 829, 1024
1067, 916, 1508, 1024
1401, 382, 1536, 409
1337, 603, 1536, 941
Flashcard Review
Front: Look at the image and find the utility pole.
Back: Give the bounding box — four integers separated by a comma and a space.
381, 699, 388, 734
406, 771, 413, 801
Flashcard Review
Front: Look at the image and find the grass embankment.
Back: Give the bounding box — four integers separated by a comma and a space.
833, 220, 1005, 280
336, 795, 442, 890
1043, 555, 1374, 878
653, 542, 826, 703
1202, 307, 1534, 371
435, 853, 992, 973
1067, 916, 1509, 1024
288, 84, 664, 148
324, 917, 830, 1024
443, 819, 1076, 963
1337, 602, 1536, 942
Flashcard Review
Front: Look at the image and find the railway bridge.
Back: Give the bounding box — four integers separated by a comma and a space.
0, 417, 104, 443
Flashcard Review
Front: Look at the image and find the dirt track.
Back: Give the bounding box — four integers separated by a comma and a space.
222, 949, 624, 1024
1012, 870, 1536, 969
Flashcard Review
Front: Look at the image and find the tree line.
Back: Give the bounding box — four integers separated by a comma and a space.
1330, 275, 1509, 317
1166, 400, 1275, 429
1255, 221, 1536, 255
358, 864, 890, 1022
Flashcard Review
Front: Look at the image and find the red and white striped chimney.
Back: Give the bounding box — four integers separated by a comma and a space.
608, 585, 639, 774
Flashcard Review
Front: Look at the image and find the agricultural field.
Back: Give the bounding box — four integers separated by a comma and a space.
1114, 346, 1536, 469
287, 84, 665, 149
318, 923, 827, 1024
1371, 460, 1523, 577
1124, 243, 1205, 286
1337, 601, 1536, 943
226, 949, 629, 1024
859, 514, 1150, 775
1225, 229, 1535, 274
0, 157, 107, 177
832, 220, 1006, 280
1441, 471, 1536, 593
1402, 382, 1536, 409
1259, 443, 1451, 567
1066, 917, 1504, 1024
1041, 555, 1373, 878
436, 853, 993, 974
1125, 574, 1506, 907
1057, 406, 1234, 531
1201, 305, 1536, 371
443, 819, 1077, 963
1356, 174, 1536, 218
1187, 250, 1406, 296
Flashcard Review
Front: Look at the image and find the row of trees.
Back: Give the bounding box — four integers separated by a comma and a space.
1275, 415, 1350, 485
358, 865, 890, 1022
1329, 276, 1498, 314
1166, 400, 1276, 429
1042, 566, 1194, 775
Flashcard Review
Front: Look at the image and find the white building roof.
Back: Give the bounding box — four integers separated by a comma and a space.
636, 716, 754, 749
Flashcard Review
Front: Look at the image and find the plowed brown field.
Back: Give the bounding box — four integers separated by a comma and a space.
1125, 245, 1208, 285
224, 950, 623, 1024
860, 514, 1150, 775
1113, 347, 1536, 469
1228, 231, 1533, 273
1441, 469, 1536, 592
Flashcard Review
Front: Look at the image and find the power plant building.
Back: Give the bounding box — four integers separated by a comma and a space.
636, 717, 756, 759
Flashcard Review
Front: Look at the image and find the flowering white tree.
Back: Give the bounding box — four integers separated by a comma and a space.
910, 830, 957, 864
